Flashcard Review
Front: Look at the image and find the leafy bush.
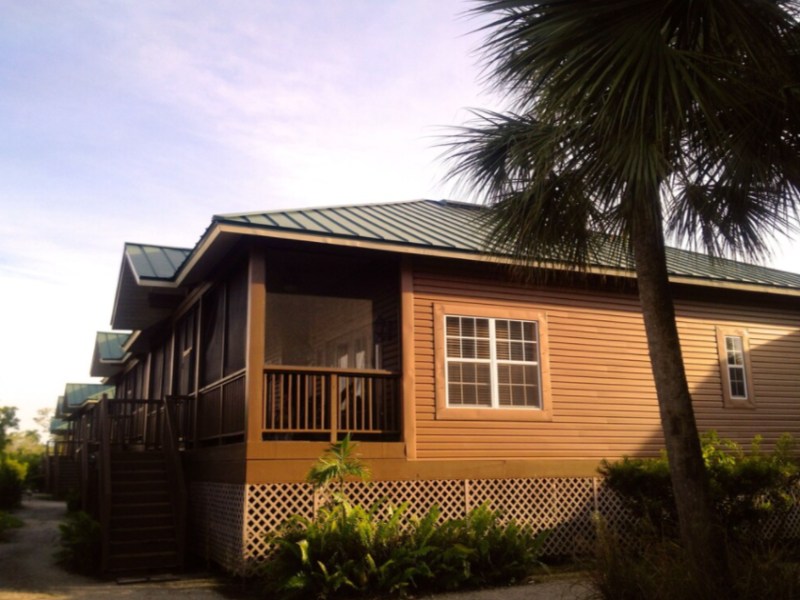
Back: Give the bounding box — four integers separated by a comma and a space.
57, 511, 101, 574
0, 456, 27, 510
0, 510, 23, 541
262, 436, 547, 598
600, 432, 800, 542
592, 518, 800, 600
262, 499, 547, 599
592, 432, 800, 599
65, 489, 82, 513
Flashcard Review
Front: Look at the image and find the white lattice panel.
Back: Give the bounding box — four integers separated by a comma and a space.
189, 481, 246, 574
244, 482, 315, 562
209, 477, 800, 576
242, 477, 609, 568
342, 479, 467, 521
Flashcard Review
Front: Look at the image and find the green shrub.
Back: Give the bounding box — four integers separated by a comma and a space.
593, 433, 800, 599
591, 518, 800, 600
65, 489, 82, 513
263, 435, 548, 598
57, 511, 101, 574
0, 456, 27, 510
261, 499, 547, 599
600, 432, 800, 542
0, 510, 23, 541
423, 502, 548, 590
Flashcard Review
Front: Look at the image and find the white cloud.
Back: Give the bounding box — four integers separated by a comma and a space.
1, 0, 797, 433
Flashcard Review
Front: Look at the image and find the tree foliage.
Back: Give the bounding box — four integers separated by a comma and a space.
306, 434, 370, 503
0, 407, 19, 453
447, 0, 800, 588
448, 1, 800, 269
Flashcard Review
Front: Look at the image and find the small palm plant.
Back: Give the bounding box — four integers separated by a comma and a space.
306, 433, 370, 503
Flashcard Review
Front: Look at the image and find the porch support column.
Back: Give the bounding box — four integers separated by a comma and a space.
400, 257, 417, 459
245, 244, 267, 446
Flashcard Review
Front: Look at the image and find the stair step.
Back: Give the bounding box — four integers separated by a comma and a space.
107, 551, 180, 573
110, 538, 178, 555
111, 450, 165, 458
111, 471, 168, 483
112, 482, 169, 494
110, 525, 175, 541
112, 490, 170, 503
111, 501, 173, 517
112, 513, 175, 529
111, 462, 167, 473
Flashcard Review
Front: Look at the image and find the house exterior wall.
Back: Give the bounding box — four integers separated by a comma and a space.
103, 243, 800, 487
99, 238, 800, 574
409, 258, 800, 464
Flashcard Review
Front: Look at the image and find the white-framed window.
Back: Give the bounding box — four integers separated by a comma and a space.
716, 327, 754, 408
444, 315, 542, 409
724, 335, 748, 400
434, 303, 551, 421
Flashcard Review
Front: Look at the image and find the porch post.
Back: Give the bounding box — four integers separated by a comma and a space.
400, 257, 417, 459
245, 244, 267, 445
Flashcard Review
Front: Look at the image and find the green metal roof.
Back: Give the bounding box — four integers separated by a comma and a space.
95, 331, 130, 361
120, 199, 800, 291
215, 199, 488, 251
63, 383, 115, 410
49, 417, 69, 434
215, 199, 800, 290
125, 243, 191, 281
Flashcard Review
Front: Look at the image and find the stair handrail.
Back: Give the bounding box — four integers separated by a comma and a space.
97, 394, 112, 573
163, 395, 188, 570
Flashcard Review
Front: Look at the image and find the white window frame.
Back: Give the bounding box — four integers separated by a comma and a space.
715, 327, 755, 409
433, 303, 552, 422
444, 315, 542, 410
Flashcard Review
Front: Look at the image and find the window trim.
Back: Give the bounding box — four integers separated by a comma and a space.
715, 327, 755, 409
433, 303, 552, 421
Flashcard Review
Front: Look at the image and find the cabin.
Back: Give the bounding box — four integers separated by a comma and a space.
51, 199, 800, 575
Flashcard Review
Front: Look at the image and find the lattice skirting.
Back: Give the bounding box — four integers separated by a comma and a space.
242, 477, 629, 572
188, 481, 246, 574
191, 478, 800, 575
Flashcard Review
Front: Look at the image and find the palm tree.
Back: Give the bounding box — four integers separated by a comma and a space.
306, 433, 370, 503
447, 0, 800, 586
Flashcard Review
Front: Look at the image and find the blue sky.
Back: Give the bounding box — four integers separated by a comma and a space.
1, 1, 798, 431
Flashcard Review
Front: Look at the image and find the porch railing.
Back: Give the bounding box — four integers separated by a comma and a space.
193, 370, 246, 445
263, 366, 401, 442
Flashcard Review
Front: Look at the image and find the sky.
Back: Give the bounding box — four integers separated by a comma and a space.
1, 1, 798, 433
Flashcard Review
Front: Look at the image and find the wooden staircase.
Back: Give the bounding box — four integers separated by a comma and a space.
106, 450, 181, 575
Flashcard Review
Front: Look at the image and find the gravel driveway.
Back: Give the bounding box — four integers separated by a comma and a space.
0, 497, 590, 600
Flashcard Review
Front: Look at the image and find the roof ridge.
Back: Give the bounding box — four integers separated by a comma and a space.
213, 198, 449, 221
124, 241, 193, 253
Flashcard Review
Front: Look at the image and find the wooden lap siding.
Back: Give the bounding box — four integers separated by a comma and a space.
412, 263, 800, 461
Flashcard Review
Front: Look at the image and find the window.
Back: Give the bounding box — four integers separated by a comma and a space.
445, 316, 541, 408
434, 304, 551, 421
716, 327, 754, 408
725, 336, 747, 398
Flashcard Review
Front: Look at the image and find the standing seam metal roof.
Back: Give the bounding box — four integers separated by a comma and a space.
125, 243, 192, 281
95, 331, 131, 361
123, 199, 800, 290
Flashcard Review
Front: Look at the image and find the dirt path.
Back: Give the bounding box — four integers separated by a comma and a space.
0, 497, 239, 599
0, 497, 591, 600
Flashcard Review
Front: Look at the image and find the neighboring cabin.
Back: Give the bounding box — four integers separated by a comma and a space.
48, 199, 800, 574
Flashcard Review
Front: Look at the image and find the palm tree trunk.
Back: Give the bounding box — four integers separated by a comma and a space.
629, 208, 730, 589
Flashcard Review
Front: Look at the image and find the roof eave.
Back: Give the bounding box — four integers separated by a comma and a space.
179, 220, 800, 298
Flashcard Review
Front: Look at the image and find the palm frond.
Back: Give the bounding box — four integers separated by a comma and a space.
450, 0, 800, 266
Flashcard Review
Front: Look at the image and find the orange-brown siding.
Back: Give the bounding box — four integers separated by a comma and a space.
411, 260, 800, 462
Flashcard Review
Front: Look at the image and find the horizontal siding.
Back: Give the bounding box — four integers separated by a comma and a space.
411, 263, 800, 461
